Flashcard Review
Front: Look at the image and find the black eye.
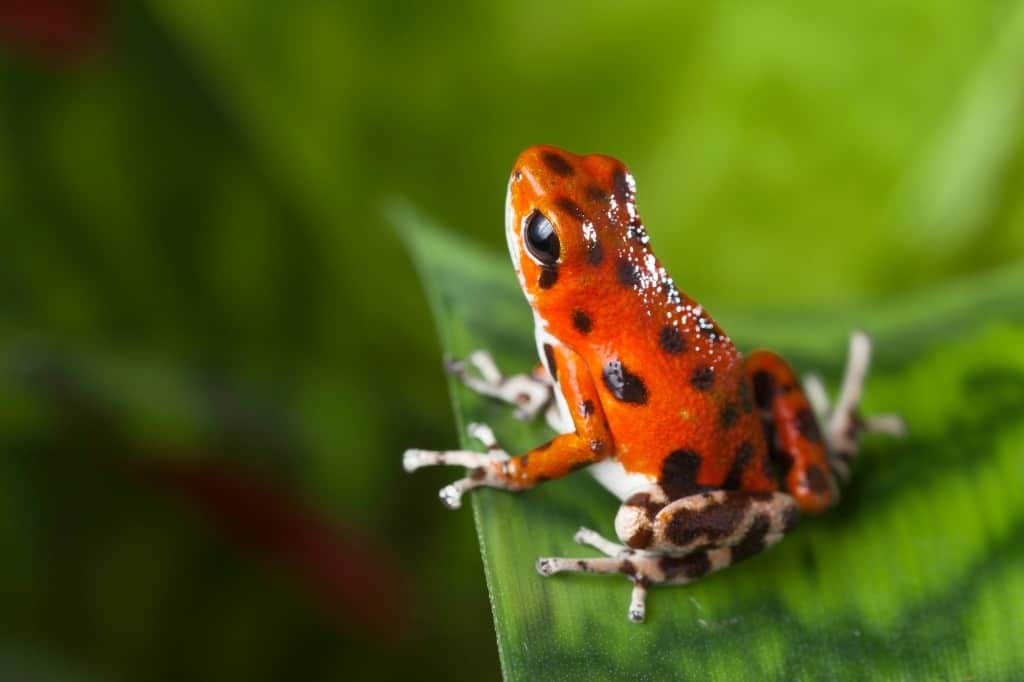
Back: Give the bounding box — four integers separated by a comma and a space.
524, 210, 560, 265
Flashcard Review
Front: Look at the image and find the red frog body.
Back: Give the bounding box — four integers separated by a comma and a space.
404, 145, 905, 622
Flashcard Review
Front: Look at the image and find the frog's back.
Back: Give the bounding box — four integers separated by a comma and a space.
569, 261, 775, 492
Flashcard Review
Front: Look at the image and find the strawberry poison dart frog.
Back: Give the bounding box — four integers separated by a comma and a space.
404, 146, 905, 623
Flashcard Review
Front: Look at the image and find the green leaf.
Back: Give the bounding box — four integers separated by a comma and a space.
394, 201, 1024, 680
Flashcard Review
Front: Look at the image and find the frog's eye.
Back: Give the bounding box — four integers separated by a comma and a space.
524, 210, 560, 265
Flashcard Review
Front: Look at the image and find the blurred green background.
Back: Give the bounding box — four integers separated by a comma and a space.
1, 1, 1022, 679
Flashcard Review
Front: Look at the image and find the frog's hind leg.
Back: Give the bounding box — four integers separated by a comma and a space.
536, 488, 800, 623
802, 332, 906, 482
745, 350, 840, 513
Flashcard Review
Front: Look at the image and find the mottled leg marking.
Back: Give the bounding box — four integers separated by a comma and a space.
536, 547, 733, 623
405, 413, 612, 509
809, 332, 907, 481
402, 422, 511, 509
536, 490, 800, 623
445, 350, 553, 420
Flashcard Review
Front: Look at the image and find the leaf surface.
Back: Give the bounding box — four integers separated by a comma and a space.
396, 203, 1024, 681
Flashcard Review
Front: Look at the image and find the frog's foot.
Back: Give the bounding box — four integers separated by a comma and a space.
538, 490, 800, 623
537, 526, 648, 622
445, 350, 553, 421
803, 331, 907, 481
537, 526, 731, 624
536, 537, 728, 624
402, 422, 511, 509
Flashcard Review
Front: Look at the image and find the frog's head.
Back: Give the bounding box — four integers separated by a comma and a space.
505, 145, 642, 314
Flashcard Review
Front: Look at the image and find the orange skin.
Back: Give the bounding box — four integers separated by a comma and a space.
497, 145, 835, 514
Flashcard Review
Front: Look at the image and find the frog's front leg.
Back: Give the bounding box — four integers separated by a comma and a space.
824, 332, 906, 476
537, 488, 800, 622
445, 349, 554, 421
799, 332, 906, 482
404, 344, 613, 509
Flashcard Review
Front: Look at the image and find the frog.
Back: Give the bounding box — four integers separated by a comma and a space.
403, 145, 906, 623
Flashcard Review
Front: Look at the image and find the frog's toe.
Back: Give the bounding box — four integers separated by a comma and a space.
401, 449, 423, 472
466, 422, 502, 451
445, 350, 553, 420
402, 447, 499, 472
827, 331, 873, 444
864, 413, 907, 437
573, 527, 629, 557
628, 581, 648, 623
535, 557, 559, 576
439, 483, 466, 509
802, 372, 830, 416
